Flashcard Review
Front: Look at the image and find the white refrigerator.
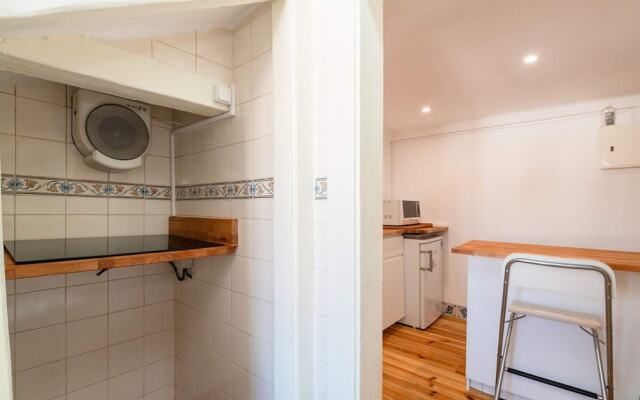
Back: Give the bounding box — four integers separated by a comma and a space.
400, 234, 444, 329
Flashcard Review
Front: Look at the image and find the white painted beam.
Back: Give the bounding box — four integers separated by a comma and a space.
0, 35, 229, 116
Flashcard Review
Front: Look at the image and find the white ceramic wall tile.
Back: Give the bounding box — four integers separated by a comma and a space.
144, 385, 174, 400
152, 41, 196, 72
254, 377, 274, 400
0, 133, 15, 173
108, 277, 144, 312
233, 21, 251, 68
16, 97, 66, 141
148, 124, 171, 157
252, 198, 273, 220
231, 256, 253, 296
253, 259, 273, 303
0, 84, 15, 129
109, 308, 144, 345
192, 150, 212, 184
144, 330, 175, 364
6, 294, 14, 333
67, 380, 109, 400
109, 367, 143, 400
0, 71, 16, 94
109, 265, 143, 280
144, 301, 174, 335
16, 76, 67, 106
230, 199, 252, 219
15, 323, 66, 371
231, 292, 253, 335
196, 57, 233, 84
144, 273, 173, 305
144, 215, 169, 235
107, 38, 152, 57
66, 215, 108, 238
15, 287, 65, 332
251, 5, 272, 57
109, 338, 144, 377
14, 194, 65, 215
193, 125, 212, 152
67, 143, 109, 181
15, 274, 65, 293
235, 218, 253, 257
210, 317, 231, 359
16, 136, 66, 178
3, 215, 15, 241
253, 339, 273, 384
145, 155, 171, 186
5, 279, 15, 295
177, 129, 194, 157
231, 328, 254, 374
144, 262, 172, 276
66, 270, 107, 286
109, 165, 145, 184
67, 348, 108, 391
252, 51, 273, 98
144, 357, 174, 394
231, 365, 253, 400
156, 32, 196, 54
109, 198, 144, 214
66, 197, 108, 215
144, 199, 170, 215
252, 135, 273, 180
252, 94, 273, 139
15, 359, 66, 400
211, 147, 230, 183
66, 282, 108, 321
229, 102, 252, 144
66, 315, 108, 357
209, 255, 232, 288
229, 142, 252, 182
253, 299, 273, 345
233, 62, 253, 105
211, 120, 230, 148
108, 215, 144, 237
253, 220, 273, 261
197, 28, 233, 68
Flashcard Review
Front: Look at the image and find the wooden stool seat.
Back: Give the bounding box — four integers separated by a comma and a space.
509, 301, 601, 329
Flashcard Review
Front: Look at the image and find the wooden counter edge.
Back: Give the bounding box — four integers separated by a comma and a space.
451, 240, 640, 273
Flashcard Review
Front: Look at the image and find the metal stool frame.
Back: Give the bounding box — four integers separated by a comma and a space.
494, 256, 614, 400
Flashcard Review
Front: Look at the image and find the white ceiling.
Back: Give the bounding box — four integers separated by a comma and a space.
384, 0, 640, 133
0, 0, 262, 39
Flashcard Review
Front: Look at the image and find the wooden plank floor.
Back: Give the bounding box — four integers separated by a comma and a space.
383, 316, 491, 400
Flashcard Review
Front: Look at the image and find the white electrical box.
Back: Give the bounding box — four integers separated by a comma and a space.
599, 125, 640, 169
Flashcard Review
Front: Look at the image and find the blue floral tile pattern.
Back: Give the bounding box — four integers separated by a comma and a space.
1, 175, 170, 200
315, 177, 327, 200
176, 178, 274, 200
443, 303, 467, 319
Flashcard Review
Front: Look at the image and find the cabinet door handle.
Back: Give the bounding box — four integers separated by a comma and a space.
420, 249, 433, 272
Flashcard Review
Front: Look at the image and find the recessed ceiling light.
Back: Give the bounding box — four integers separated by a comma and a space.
421, 106, 431, 113
523, 54, 538, 64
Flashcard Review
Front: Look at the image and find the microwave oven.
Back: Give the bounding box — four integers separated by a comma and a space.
383, 200, 421, 226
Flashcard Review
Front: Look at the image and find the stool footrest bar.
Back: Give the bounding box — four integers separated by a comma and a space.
506, 368, 599, 399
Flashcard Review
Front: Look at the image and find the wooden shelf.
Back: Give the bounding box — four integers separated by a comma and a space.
4, 216, 237, 279
452, 240, 640, 273
383, 223, 448, 238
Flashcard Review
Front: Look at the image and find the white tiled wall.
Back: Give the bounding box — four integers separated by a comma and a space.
5, 263, 175, 400
0, 71, 172, 241
173, 4, 274, 400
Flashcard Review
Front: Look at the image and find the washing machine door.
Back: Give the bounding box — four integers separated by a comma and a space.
85, 104, 150, 160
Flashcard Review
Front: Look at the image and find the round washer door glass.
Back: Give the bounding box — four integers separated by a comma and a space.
86, 104, 149, 160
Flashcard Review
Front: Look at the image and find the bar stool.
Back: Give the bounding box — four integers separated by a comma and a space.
494, 253, 615, 400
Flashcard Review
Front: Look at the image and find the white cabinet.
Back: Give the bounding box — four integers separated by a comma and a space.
383, 236, 405, 330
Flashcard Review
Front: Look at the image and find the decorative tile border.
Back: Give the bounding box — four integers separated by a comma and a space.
176, 178, 274, 200
443, 303, 467, 319
315, 177, 327, 200
1, 175, 171, 199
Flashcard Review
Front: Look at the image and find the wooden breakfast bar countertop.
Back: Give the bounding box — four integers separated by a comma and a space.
452, 240, 640, 273
383, 223, 448, 238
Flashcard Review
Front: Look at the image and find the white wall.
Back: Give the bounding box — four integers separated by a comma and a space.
389, 96, 640, 306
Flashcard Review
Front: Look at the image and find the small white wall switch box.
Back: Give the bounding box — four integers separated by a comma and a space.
215, 86, 233, 105
599, 125, 640, 169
